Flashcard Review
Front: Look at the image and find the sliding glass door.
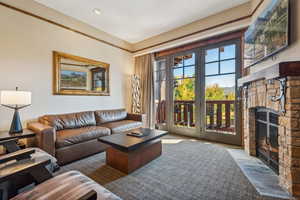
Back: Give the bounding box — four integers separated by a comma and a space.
154, 39, 242, 145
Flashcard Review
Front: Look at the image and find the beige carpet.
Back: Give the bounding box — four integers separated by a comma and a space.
57, 137, 285, 200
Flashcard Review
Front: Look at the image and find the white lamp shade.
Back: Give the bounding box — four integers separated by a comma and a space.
0, 90, 31, 106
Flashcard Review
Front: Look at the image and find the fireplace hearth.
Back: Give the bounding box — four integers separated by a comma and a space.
256, 107, 279, 174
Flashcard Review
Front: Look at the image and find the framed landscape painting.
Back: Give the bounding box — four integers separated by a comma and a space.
53, 51, 110, 96
60, 70, 87, 90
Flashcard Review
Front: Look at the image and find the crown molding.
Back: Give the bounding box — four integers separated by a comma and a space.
0, 0, 264, 54
132, 0, 264, 53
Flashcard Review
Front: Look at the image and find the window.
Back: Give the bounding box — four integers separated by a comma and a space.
172, 53, 196, 128
205, 44, 236, 77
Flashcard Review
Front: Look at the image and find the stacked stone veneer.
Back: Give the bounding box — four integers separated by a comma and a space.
243, 76, 300, 198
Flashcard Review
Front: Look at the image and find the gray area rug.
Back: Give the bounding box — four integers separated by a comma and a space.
58, 141, 286, 200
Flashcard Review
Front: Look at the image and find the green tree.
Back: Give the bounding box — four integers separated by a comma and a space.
205, 84, 235, 100
174, 79, 195, 100
205, 84, 225, 100
175, 81, 235, 101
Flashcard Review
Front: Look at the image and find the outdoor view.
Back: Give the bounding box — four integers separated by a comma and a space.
174, 78, 235, 102
173, 53, 196, 128
155, 44, 236, 134
205, 44, 236, 134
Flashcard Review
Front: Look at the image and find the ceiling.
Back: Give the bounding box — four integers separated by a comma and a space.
34, 0, 249, 43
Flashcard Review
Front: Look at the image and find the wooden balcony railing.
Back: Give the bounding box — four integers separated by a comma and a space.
173, 100, 195, 127
155, 100, 235, 133
205, 100, 235, 132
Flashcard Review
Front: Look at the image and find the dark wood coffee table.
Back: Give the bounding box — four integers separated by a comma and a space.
98, 128, 167, 174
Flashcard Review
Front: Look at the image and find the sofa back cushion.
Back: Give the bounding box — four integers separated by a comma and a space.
40, 111, 96, 131
95, 109, 127, 125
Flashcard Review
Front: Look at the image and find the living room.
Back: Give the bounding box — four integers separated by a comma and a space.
0, 0, 300, 199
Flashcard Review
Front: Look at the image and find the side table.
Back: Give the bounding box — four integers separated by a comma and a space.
0, 129, 36, 153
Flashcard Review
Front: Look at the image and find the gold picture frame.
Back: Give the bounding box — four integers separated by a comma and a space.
53, 51, 110, 96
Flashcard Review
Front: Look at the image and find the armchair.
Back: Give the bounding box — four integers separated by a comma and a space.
0, 148, 53, 200
0, 149, 115, 200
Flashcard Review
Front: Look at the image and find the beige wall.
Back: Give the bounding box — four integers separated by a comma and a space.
133, 2, 252, 56
250, 0, 300, 73
0, 1, 134, 130
0, 0, 133, 51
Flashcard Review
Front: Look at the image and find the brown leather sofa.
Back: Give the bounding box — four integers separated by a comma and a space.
28, 109, 146, 165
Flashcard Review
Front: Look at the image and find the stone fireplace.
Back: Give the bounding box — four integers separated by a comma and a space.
239, 61, 300, 199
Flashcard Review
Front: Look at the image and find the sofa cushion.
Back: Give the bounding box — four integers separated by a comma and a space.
56, 126, 110, 148
101, 120, 143, 134
11, 170, 121, 200
41, 111, 96, 131
95, 109, 127, 125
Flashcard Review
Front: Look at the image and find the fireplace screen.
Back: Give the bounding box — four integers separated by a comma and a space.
256, 108, 279, 174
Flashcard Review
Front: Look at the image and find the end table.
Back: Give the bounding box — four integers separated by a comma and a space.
0, 129, 36, 153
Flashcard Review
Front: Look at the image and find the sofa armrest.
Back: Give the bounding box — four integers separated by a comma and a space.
27, 122, 56, 156
126, 113, 147, 127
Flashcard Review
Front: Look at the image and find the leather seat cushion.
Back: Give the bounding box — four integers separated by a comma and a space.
101, 120, 143, 134
41, 111, 96, 131
56, 126, 111, 148
11, 170, 121, 200
95, 109, 127, 125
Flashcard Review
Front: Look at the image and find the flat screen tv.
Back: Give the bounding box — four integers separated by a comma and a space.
244, 0, 289, 68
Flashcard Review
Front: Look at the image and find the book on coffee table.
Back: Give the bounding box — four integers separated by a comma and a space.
126, 131, 144, 137
126, 128, 153, 137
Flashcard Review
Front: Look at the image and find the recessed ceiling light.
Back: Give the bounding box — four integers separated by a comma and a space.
93, 8, 101, 15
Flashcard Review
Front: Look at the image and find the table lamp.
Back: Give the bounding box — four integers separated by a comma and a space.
0, 87, 31, 133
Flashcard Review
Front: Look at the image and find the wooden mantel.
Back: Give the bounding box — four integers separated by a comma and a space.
238, 61, 300, 87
